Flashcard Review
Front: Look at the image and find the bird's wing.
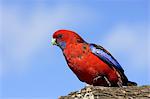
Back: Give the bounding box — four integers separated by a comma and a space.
89, 43, 124, 72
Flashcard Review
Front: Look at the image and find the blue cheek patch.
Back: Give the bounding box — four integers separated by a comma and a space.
58, 41, 66, 50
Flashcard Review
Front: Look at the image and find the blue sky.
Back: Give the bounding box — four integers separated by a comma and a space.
1, 0, 149, 99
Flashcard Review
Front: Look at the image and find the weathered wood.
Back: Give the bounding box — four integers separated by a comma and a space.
59, 86, 150, 99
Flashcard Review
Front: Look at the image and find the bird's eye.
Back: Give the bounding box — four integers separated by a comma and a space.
57, 34, 63, 39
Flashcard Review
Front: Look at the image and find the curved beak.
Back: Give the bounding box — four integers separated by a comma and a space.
51, 38, 57, 45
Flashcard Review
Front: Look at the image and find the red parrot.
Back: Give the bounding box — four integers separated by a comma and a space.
52, 29, 137, 87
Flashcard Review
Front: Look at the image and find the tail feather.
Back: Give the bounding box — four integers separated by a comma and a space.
127, 81, 137, 86
116, 69, 137, 86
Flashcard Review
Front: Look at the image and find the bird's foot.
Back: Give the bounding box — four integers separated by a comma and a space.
117, 77, 123, 87
85, 84, 93, 87
93, 75, 102, 83
116, 71, 123, 87
104, 76, 111, 87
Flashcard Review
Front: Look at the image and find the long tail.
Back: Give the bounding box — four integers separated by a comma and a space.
127, 81, 137, 86
115, 68, 137, 86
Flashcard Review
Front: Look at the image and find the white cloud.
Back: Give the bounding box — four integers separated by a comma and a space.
104, 24, 147, 65
148, 23, 150, 80
102, 23, 149, 82
2, 3, 98, 73
0, 5, 3, 77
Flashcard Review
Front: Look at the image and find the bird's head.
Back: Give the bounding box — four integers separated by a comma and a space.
52, 29, 84, 49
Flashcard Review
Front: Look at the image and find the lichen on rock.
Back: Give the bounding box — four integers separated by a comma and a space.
59, 85, 150, 99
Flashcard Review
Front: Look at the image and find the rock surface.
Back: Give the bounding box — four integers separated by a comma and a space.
59, 86, 150, 99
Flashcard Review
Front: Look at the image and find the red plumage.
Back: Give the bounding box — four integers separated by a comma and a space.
52, 29, 137, 87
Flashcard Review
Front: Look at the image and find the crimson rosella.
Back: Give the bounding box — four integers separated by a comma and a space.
51, 29, 137, 87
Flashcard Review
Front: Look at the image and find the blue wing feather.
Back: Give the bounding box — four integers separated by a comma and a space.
89, 44, 124, 72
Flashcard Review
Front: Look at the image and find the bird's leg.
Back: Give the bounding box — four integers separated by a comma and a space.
117, 77, 123, 87
93, 75, 102, 83
116, 71, 123, 87
104, 76, 111, 87
93, 75, 112, 86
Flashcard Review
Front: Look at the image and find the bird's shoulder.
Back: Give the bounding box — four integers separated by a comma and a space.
89, 43, 124, 72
